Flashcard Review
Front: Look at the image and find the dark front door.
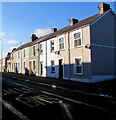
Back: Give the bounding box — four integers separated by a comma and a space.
59, 59, 63, 79
40, 62, 43, 76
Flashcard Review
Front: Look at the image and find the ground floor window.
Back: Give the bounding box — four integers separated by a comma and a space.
74, 58, 83, 75
51, 60, 55, 73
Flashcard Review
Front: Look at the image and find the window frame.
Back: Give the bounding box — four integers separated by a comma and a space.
59, 37, 65, 50
74, 32, 82, 47
23, 49, 25, 58
74, 57, 83, 75
50, 40, 55, 53
39, 44, 43, 54
33, 46, 36, 56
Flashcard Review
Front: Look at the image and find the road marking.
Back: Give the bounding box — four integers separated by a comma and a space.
1, 98, 30, 120
41, 91, 111, 113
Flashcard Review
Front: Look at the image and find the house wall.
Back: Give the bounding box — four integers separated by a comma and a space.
10, 51, 16, 73
39, 41, 47, 77
16, 50, 22, 73
46, 37, 59, 78
66, 25, 91, 82
29, 44, 39, 76
90, 11, 116, 81
22, 47, 29, 74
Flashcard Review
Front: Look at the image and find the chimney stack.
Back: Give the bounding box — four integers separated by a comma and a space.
98, 3, 110, 14
69, 18, 79, 26
31, 33, 38, 41
52, 28, 57, 33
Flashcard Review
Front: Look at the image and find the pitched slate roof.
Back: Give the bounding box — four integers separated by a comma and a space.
14, 12, 105, 51
43, 13, 104, 41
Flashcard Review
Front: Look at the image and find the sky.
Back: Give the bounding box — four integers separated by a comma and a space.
0, 2, 115, 58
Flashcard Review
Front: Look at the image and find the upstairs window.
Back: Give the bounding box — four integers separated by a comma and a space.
51, 60, 55, 72
50, 40, 54, 52
74, 33, 81, 47
59, 38, 64, 50
33, 46, 36, 56
75, 58, 83, 75
40, 44, 43, 54
23, 49, 25, 58
18, 51, 20, 59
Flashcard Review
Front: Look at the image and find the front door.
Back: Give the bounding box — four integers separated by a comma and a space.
29, 61, 32, 75
40, 62, 43, 76
59, 59, 63, 79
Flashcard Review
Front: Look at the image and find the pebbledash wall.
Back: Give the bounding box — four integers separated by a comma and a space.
5, 3, 116, 83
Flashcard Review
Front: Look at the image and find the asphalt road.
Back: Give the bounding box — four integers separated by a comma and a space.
2, 75, 116, 120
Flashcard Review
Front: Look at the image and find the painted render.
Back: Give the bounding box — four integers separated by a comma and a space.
90, 10, 116, 82
29, 44, 39, 76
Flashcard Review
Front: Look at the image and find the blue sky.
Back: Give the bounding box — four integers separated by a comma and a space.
1, 2, 115, 57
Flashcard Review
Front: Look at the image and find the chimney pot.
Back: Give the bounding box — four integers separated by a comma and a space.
52, 28, 57, 33
98, 3, 110, 14
69, 18, 79, 26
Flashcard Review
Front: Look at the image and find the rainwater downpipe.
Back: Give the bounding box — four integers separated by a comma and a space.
45, 40, 47, 77
67, 32, 71, 80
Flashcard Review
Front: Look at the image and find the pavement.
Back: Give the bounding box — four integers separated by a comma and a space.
2, 72, 116, 98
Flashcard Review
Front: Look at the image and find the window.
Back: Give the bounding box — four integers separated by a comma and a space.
33, 61, 36, 70
75, 58, 83, 75
18, 51, 20, 59
33, 46, 36, 56
18, 63, 20, 71
12, 54, 13, 60
40, 44, 43, 54
12, 63, 13, 70
24, 49, 25, 58
74, 33, 81, 47
23, 62, 25, 70
59, 38, 64, 50
51, 60, 55, 72
50, 40, 54, 52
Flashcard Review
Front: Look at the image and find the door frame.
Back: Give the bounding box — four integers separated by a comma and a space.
58, 58, 64, 79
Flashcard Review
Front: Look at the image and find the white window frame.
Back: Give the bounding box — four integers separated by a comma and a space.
73, 29, 82, 48
33, 46, 36, 56
18, 51, 20, 59
23, 49, 25, 58
74, 57, 83, 75
50, 40, 55, 53
39, 44, 43, 54
59, 37, 65, 50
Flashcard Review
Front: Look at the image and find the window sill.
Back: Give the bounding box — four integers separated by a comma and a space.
74, 45, 82, 48
51, 71, 55, 73
74, 73, 83, 76
59, 49, 65, 51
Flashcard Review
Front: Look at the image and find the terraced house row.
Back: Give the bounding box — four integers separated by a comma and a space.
3, 3, 116, 83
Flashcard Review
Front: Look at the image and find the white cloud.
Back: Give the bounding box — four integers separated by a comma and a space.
35, 28, 51, 37
0, 32, 6, 37
10, 33, 15, 36
7, 40, 18, 44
